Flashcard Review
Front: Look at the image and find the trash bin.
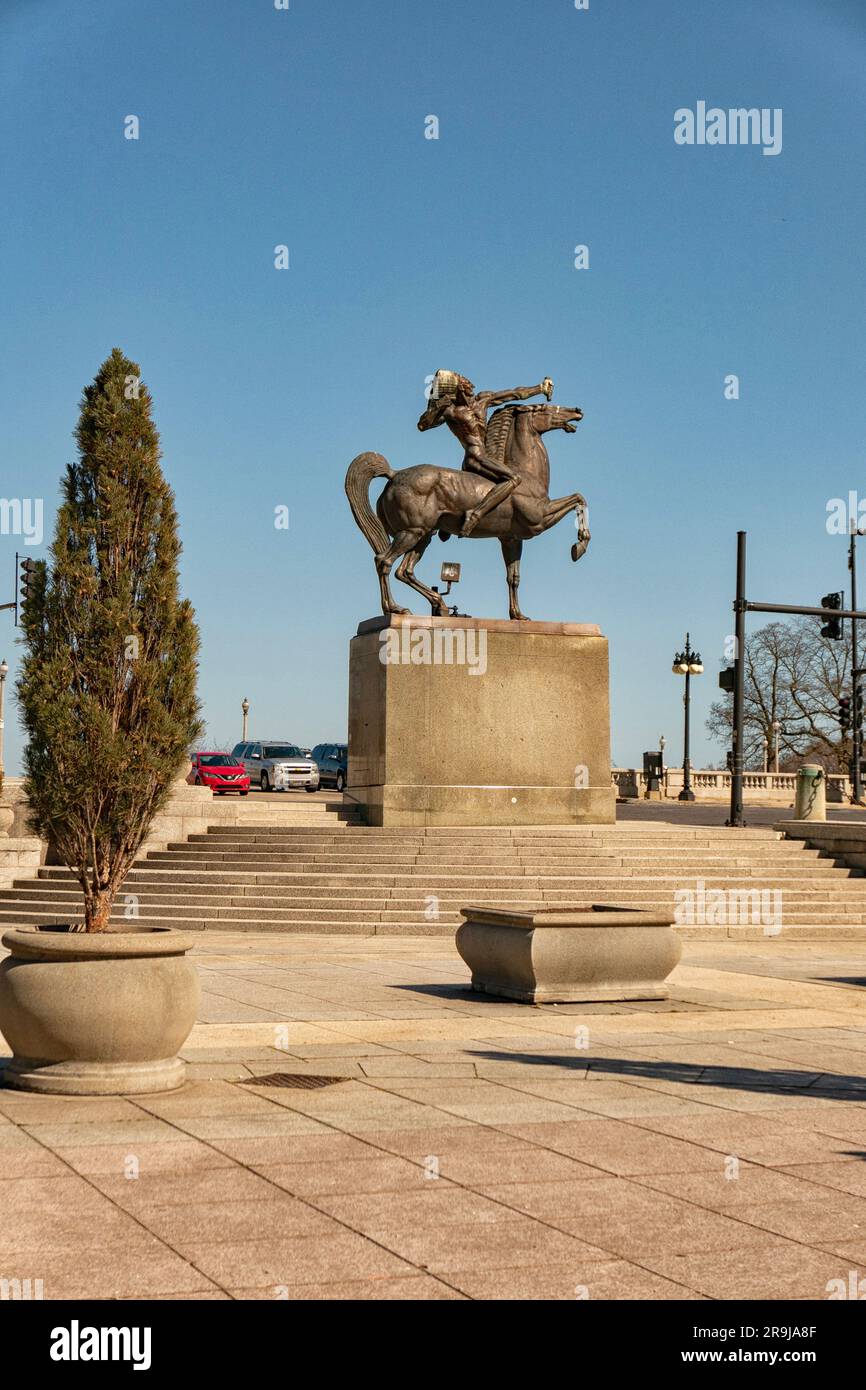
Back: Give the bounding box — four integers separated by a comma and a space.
794, 764, 826, 821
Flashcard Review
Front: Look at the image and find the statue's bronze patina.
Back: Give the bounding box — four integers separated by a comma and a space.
345, 370, 589, 620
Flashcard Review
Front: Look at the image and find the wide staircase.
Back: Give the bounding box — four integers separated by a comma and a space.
0, 820, 865, 938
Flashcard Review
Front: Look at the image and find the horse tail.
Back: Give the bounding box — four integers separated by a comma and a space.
345, 451, 393, 554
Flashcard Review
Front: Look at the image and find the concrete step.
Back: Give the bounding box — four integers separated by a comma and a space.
0, 907, 862, 936
200, 824, 785, 840
1, 895, 861, 917
31, 867, 865, 890
9, 881, 864, 905
153, 842, 826, 861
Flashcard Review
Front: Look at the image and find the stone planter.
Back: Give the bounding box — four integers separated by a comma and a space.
0, 927, 199, 1095
456, 905, 682, 1004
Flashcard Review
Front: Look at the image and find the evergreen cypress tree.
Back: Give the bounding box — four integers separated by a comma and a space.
17, 349, 202, 932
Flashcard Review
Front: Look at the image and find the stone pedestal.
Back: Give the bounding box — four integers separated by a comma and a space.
347, 615, 615, 826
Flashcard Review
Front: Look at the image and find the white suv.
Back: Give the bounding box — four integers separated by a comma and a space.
231, 741, 320, 792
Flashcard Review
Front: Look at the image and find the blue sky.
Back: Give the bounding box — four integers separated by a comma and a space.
1, 0, 864, 774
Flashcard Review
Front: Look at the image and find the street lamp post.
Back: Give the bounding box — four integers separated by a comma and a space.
241, 697, 250, 742
771, 719, 781, 775
672, 635, 703, 803
849, 525, 866, 805
0, 658, 8, 783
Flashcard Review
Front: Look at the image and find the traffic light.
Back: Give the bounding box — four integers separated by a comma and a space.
821, 591, 844, 640
726, 750, 734, 772
17, 556, 41, 625
839, 695, 852, 733
855, 685, 864, 731
718, 667, 735, 694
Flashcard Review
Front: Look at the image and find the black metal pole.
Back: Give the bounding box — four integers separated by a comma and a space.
729, 531, 746, 827
678, 633, 695, 801
851, 530, 862, 805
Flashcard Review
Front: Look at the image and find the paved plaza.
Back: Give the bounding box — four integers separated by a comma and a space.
3, 931, 866, 1300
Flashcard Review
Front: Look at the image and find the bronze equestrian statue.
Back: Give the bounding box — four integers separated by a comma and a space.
345, 370, 590, 621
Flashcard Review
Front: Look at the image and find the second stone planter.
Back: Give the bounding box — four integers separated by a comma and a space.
456, 904, 681, 1004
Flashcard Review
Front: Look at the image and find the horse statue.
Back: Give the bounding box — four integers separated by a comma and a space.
344, 372, 589, 621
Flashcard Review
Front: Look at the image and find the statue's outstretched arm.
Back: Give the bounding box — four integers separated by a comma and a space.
477, 379, 553, 408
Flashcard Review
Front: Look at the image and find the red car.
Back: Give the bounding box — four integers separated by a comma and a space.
190, 751, 250, 795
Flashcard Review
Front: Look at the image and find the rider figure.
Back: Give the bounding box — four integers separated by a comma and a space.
417, 371, 553, 535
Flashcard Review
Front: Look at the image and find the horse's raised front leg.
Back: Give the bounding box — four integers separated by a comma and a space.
501, 537, 527, 621
539, 491, 590, 563
394, 532, 449, 616
541, 490, 587, 530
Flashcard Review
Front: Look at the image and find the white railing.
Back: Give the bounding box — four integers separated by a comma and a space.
611, 768, 851, 803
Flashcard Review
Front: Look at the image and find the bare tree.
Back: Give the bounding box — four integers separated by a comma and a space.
707, 620, 849, 772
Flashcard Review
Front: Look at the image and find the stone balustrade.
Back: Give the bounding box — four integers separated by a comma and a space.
612, 767, 851, 804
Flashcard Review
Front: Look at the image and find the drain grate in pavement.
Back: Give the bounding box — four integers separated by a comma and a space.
240, 1072, 348, 1090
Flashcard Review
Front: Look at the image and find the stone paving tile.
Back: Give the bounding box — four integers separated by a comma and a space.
357, 1058, 477, 1078
255, 1155, 451, 1197
164, 1113, 334, 1141
205, 1131, 378, 1166
496, 1119, 729, 1175
0, 1124, 58, 1150
358, 1124, 541, 1160
132, 1291, 232, 1300
636, 1166, 840, 1208
0, 1202, 156, 1251
811, 1113, 866, 1144
0, 1146, 69, 1178
87, 1166, 283, 1210
774, 1161, 866, 1198
713, 1131, 861, 1167
0, 1174, 111, 1212
339, 1216, 614, 1273
476, 1176, 782, 1256
442, 1261, 707, 1300
638, 1242, 855, 1300
274, 1043, 397, 1059
491, 1078, 716, 1119
314, 1187, 515, 1231
132, 1082, 286, 1119
134, 1197, 340, 1245
730, 1198, 866, 1244
243, 1060, 364, 1078
53, 1139, 237, 1177
18, 1118, 191, 1148
181, 1233, 418, 1287
621, 1110, 826, 1145
229, 1275, 465, 1299
0, 1096, 144, 1124
438, 1146, 604, 1187
0, 1241, 218, 1299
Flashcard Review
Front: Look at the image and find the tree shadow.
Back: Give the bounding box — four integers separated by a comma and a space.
472, 1050, 866, 1100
